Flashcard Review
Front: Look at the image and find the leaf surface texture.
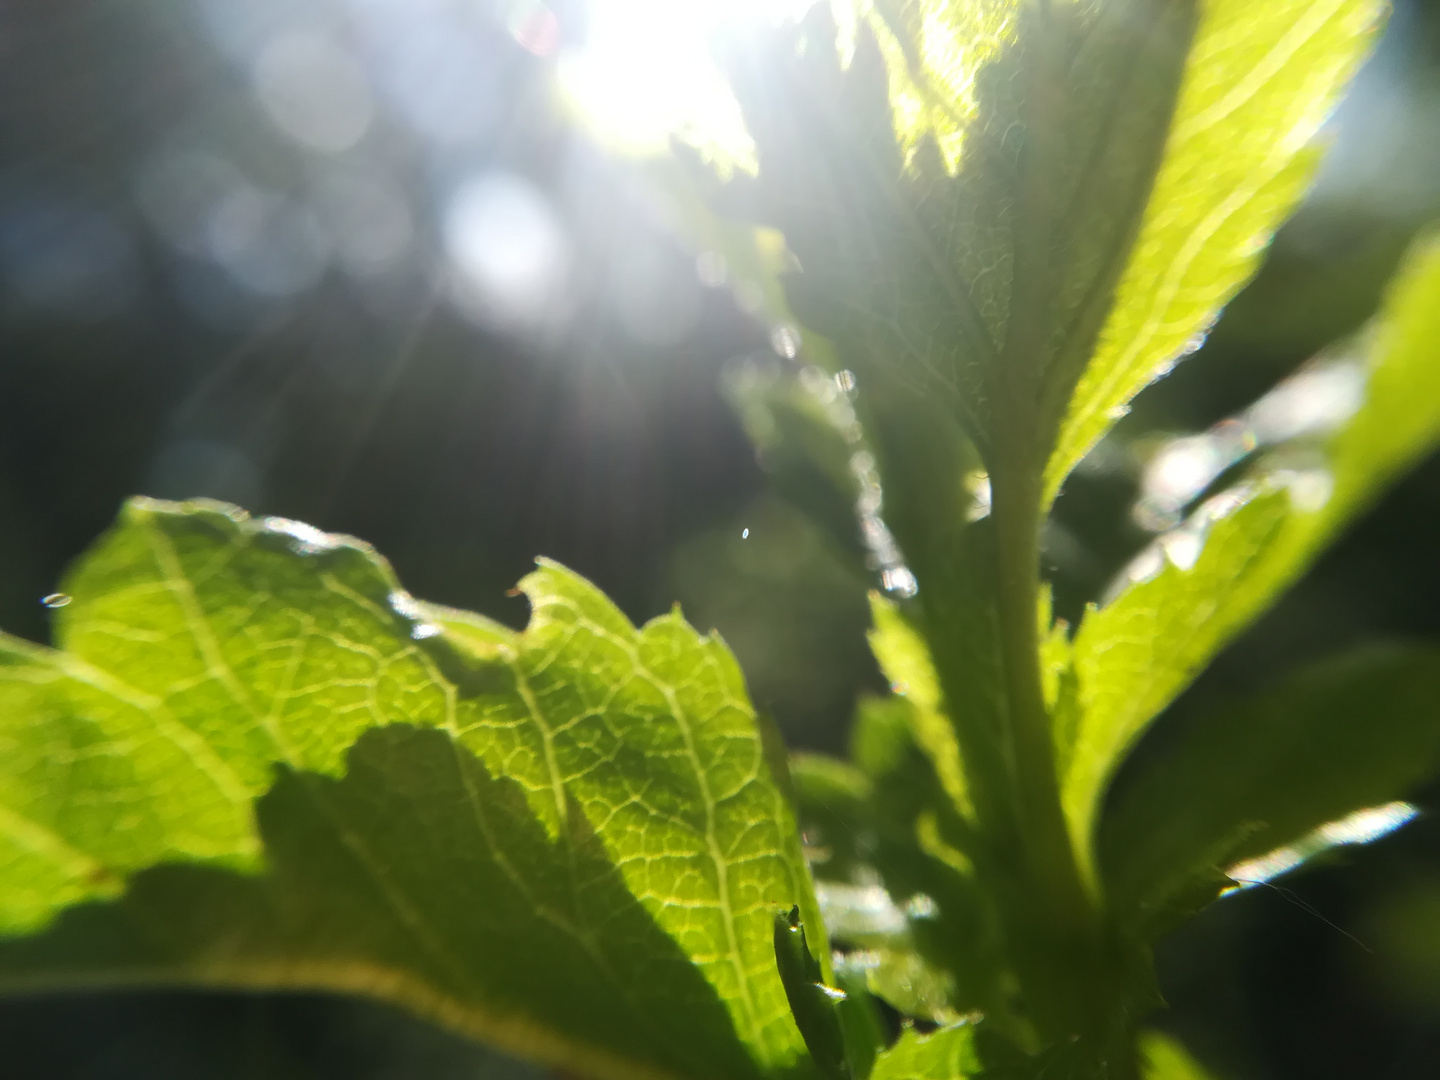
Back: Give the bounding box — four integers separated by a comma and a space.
0, 500, 819, 1080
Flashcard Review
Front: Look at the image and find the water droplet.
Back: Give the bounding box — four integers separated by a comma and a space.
814, 880, 908, 937
1277, 467, 1334, 512
964, 470, 992, 522
862, 518, 890, 546
1109, 545, 1164, 598
882, 566, 918, 598
904, 893, 939, 919
390, 589, 441, 639
770, 324, 800, 359
1179, 331, 1209, 357
1131, 501, 1181, 533
830, 400, 857, 429
1142, 434, 1226, 510
41, 593, 71, 609
1199, 483, 1255, 521
388, 590, 423, 620
834, 369, 857, 393
798, 364, 835, 402
1160, 527, 1204, 571
695, 250, 727, 287
741, 527, 749, 539
1106, 404, 1131, 420
263, 516, 339, 555
1246, 358, 1364, 443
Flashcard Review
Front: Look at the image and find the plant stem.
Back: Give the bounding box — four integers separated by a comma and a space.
989, 456, 1070, 890
981, 2, 1109, 1038
858, 379, 1118, 1049
988, 435, 1102, 1030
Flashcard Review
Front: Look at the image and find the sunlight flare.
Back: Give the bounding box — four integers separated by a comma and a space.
558, 0, 813, 165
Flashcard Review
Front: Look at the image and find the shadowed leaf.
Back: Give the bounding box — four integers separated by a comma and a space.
1101, 647, 1440, 934
0, 499, 821, 1080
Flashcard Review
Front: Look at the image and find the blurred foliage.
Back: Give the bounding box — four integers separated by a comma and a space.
2, 0, 1440, 1076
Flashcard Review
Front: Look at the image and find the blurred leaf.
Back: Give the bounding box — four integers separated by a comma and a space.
791, 752, 876, 886
1064, 235, 1440, 869
725, 364, 867, 571
1038, 586, 1082, 777
1139, 1031, 1217, 1080
1101, 646, 1440, 933
869, 596, 969, 819
0, 499, 821, 1080
1365, 875, 1440, 1011
815, 879, 912, 952
670, 495, 873, 750
849, 946, 962, 1026
792, 698, 1002, 1021
1046, 0, 1384, 504
868, 1025, 980, 1080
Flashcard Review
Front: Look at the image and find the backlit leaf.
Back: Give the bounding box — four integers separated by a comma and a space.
0, 499, 821, 1080
869, 595, 969, 819
720, 0, 1198, 467
1140, 1031, 1218, 1080
869, 1025, 980, 1080
1064, 236, 1440, 869
1047, 0, 1384, 504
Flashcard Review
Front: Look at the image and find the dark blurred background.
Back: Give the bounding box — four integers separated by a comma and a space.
2, 0, 1439, 1076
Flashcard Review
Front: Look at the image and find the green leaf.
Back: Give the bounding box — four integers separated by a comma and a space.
0, 727, 772, 1080
868, 596, 969, 819
776, 906, 853, 1080
0, 499, 821, 1080
791, 699, 1003, 1022
721, 0, 1200, 469
842, 946, 963, 1027
1101, 647, 1440, 933
775, 905, 890, 1080
1046, 0, 1385, 504
790, 751, 878, 887
869, 1025, 980, 1080
1140, 1031, 1218, 1080
832, 962, 889, 1080
1064, 236, 1440, 871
